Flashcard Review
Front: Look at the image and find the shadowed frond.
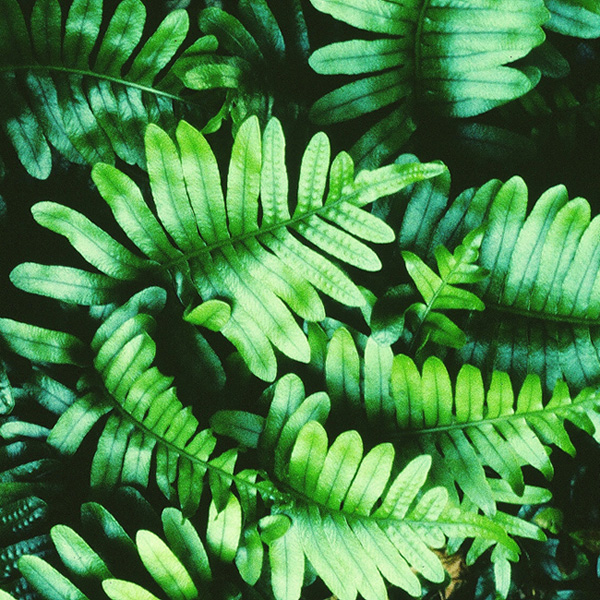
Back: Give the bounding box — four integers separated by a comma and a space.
0, 0, 216, 178
175, 0, 311, 131
395, 165, 600, 396
309, 0, 549, 167
10, 116, 445, 380
17, 503, 213, 600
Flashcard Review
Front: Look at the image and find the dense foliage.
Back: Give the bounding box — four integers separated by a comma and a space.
1, 1, 600, 599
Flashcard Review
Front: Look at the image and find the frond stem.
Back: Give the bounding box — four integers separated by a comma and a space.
395, 390, 598, 437
1, 64, 203, 108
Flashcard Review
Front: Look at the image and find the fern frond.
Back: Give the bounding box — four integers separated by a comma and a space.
372, 227, 488, 353
213, 373, 519, 600
176, 0, 310, 130
17, 502, 212, 600
0, 0, 216, 179
395, 164, 600, 396
10, 116, 445, 380
318, 330, 600, 515
308, 0, 549, 167
544, 0, 600, 37
0, 288, 221, 516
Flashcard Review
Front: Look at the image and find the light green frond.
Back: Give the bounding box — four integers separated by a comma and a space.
371, 227, 487, 352
212, 375, 519, 600
544, 0, 600, 37
309, 0, 549, 167
12, 116, 445, 381
320, 329, 600, 513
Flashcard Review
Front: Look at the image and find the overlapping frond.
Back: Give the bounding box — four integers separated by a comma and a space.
10, 115, 445, 380
308, 0, 549, 167
395, 165, 600, 396
213, 373, 518, 600
176, 0, 310, 130
0, 0, 214, 178
0, 288, 226, 517
317, 328, 600, 514
371, 227, 488, 353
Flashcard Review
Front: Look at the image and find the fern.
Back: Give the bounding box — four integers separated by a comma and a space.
308, 0, 549, 167
371, 227, 488, 354
312, 325, 600, 515
9, 115, 445, 380
0, 0, 217, 179
212, 373, 517, 600
175, 0, 310, 131
544, 0, 600, 37
0, 287, 224, 517
0, 301, 517, 599
17, 502, 213, 600
393, 165, 600, 396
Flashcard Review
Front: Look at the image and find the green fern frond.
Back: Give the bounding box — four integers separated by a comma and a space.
176, 0, 310, 130
544, 0, 600, 37
0, 496, 52, 600
372, 227, 488, 353
317, 329, 600, 515
308, 0, 549, 167
17, 502, 212, 600
0, 0, 216, 179
0, 288, 219, 516
213, 373, 518, 600
10, 115, 446, 380
395, 164, 600, 396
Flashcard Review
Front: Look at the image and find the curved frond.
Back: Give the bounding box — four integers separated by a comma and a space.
309, 0, 549, 167
11, 116, 446, 380
0, 0, 215, 178
395, 164, 600, 396
315, 326, 600, 514
212, 373, 518, 600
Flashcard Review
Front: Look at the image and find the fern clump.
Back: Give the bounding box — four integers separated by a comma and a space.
9, 115, 445, 380
1, 1, 600, 599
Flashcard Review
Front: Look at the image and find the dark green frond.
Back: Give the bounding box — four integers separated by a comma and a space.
309, 0, 549, 167
0, 0, 216, 178
175, 0, 311, 130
